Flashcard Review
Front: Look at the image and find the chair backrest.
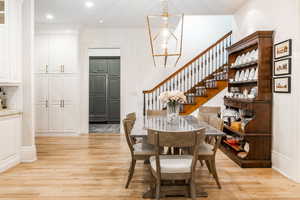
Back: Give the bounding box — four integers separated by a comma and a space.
126, 112, 136, 121
208, 117, 224, 153
209, 116, 224, 131
152, 129, 205, 178
198, 106, 221, 123
122, 119, 135, 156
146, 110, 167, 116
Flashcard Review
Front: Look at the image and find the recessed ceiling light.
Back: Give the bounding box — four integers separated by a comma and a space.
99, 19, 104, 24
46, 14, 54, 20
85, 1, 94, 8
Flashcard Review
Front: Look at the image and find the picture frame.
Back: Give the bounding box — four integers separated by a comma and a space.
273, 58, 291, 76
274, 39, 292, 59
273, 77, 291, 93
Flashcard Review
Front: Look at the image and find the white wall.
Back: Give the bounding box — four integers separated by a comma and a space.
79, 15, 233, 133
232, 0, 300, 182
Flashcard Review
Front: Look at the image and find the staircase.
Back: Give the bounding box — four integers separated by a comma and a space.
143, 31, 232, 115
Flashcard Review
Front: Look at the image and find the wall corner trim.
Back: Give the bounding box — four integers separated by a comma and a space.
20, 145, 37, 163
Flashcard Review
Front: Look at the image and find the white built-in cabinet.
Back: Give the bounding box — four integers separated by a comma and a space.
35, 33, 78, 74
0, 114, 21, 173
34, 33, 79, 135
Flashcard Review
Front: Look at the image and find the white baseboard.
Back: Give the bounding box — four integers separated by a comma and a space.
21, 145, 37, 163
36, 132, 80, 137
272, 151, 300, 183
0, 155, 20, 173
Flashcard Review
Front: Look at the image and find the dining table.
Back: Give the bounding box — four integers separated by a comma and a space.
130, 114, 225, 198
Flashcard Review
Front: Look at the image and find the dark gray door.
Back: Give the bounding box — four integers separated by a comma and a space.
89, 57, 120, 123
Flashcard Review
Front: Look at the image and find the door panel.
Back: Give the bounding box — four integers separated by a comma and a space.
34, 75, 48, 105
108, 100, 120, 122
89, 74, 107, 122
35, 35, 49, 73
108, 59, 120, 76
49, 76, 64, 105
35, 104, 49, 132
90, 59, 107, 73
108, 76, 120, 100
63, 76, 78, 105
63, 104, 77, 132
49, 104, 63, 132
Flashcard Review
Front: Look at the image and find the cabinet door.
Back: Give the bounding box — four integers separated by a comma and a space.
35, 34, 49, 73
49, 76, 64, 105
63, 76, 78, 105
0, 26, 9, 80
49, 104, 63, 132
63, 104, 78, 133
62, 35, 78, 73
49, 34, 78, 73
0, 117, 19, 161
35, 104, 49, 132
34, 75, 48, 105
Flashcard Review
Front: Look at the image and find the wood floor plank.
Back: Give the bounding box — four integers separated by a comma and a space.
0, 134, 299, 200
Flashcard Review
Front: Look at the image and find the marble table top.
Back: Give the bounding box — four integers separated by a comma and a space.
131, 115, 225, 137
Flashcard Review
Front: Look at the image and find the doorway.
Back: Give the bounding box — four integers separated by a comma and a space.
89, 56, 120, 133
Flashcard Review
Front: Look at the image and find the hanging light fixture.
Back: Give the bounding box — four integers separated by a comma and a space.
147, 0, 184, 67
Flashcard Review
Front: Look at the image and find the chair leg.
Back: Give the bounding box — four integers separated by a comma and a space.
155, 180, 160, 200
210, 159, 221, 189
199, 160, 204, 167
205, 160, 212, 174
190, 179, 196, 200
125, 159, 136, 188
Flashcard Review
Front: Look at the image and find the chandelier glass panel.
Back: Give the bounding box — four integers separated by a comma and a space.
147, 0, 184, 67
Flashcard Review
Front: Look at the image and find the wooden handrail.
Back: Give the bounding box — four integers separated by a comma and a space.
143, 31, 232, 94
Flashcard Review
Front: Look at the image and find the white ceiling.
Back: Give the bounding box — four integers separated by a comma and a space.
35, 0, 247, 27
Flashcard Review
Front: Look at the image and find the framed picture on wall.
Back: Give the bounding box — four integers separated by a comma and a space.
274, 39, 292, 59
273, 77, 291, 93
273, 58, 291, 76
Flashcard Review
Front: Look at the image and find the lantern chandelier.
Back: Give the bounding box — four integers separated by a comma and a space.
147, 0, 184, 67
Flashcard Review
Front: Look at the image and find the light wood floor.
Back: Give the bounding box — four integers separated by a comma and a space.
0, 134, 300, 200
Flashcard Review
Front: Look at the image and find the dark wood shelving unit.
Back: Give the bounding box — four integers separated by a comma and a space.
221, 31, 273, 168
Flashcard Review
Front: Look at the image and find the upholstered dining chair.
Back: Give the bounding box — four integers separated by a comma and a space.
148, 128, 205, 200
123, 118, 156, 188
146, 110, 167, 116
198, 116, 224, 189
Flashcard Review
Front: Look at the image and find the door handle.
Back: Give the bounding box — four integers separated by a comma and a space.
62, 65, 65, 72
60, 100, 62, 108
45, 100, 48, 108
46, 65, 48, 73
60, 65, 63, 73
